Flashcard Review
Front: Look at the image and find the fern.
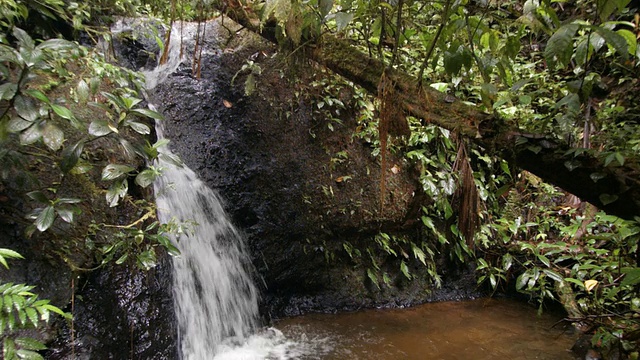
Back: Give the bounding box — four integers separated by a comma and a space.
0, 249, 70, 360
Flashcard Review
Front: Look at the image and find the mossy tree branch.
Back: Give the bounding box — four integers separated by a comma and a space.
217, 2, 640, 220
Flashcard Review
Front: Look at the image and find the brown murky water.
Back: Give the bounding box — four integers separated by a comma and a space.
274, 298, 577, 360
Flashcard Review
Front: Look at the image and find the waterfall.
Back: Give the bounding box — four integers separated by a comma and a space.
142, 20, 329, 360
143, 22, 260, 358
154, 133, 260, 358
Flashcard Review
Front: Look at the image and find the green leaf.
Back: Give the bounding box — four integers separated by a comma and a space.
593, 26, 629, 61
24, 89, 50, 104
411, 244, 427, 266
106, 179, 128, 207
545, 24, 580, 69
7, 116, 33, 132
621, 268, 640, 286
76, 79, 90, 102
616, 29, 637, 57
88, 119, 114, 136
400, 260, 412, 280
125, 121, 150, 135
13, 27, 34, 51
130, 108, 164, 121
50, 104, 74, 121
333, 12, 354, 32
15, 349, 45, 360
366, 268, 379, 289
599, 193, 619, 205
137, 249, 157, 270
135, 169, 157, 188
543, 269, 563, 282
56, 208, 75, 223
101, 164, 134, 181
24, 307, 38, 327
41, 123, 64, 151
319, 0, 333, 17
19, 122, 42, 145
36, 38, 76, 52
26, 191, 49, 204
14, 95, 39, 122
0, 82, 17, 100
34, 206, 55, 232
59, 140, 85, 173
115, 253, 128, 265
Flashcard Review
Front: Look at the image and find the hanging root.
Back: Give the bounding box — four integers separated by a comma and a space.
452, 137, 480, 249
377, 71, 410, 214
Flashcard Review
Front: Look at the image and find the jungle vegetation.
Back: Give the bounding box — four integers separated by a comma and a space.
1, 0, 639, 359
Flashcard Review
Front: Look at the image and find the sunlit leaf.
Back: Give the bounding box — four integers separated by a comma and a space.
34, 206, 55, 232
584, 279, 598, 292
101, 164, 134, 181
42, 123, 64, 151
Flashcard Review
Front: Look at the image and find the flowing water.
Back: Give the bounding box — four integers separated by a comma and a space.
144, 21, 577, 360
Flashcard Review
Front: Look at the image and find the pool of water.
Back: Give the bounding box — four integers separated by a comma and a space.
272, 298, 577, 360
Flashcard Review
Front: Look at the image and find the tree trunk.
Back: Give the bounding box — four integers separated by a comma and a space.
217, 4, 640, 220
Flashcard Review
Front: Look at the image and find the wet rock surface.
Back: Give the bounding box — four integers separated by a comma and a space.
151, 19, 480, 319
46, 254, 176, 360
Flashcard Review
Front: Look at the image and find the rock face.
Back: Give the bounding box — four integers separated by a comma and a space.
151, 19, 478, 319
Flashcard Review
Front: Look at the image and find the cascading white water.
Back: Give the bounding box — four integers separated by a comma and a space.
142, 22, 261, 358
154, 133, 261, 358
141, 20, 332, 360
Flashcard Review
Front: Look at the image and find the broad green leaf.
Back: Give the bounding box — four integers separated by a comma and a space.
26, 191, 49, 204
545, 24, 580, 69
333, 12, 354, 32
35, 206, 55, 231
617, 29, 637, 57
135, 169, 157, 188
59, 140, 85, 173
542, 269, 563, 282
621, 267, 640, 286
137, 249, 157, 270
598, 0, 631, 22
56, 208, 75, 223
0, 82, 17, 100
599, 193, 619, 205
101, 164, 134, 181
24, 89, 50, 104
412, 244, 427, 265
593, 26, 629, 61
88, 119, 113, 136
319, 0, 333, 17
76, 79, 90, 102
7, 116, 33, 132
13, 28, 34, 51
19, 122, 42, 145
106, 179, 128, 207
36, 38, 76, 51
125, 121, 150, 135
15, 349, 45, 360
130, 108, 164, 121
42, 123, 64, 151
14, 95, 39, 122
50, 104, 74, 121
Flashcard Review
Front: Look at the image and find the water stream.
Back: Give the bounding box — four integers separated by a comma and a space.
143, 21, 576, 360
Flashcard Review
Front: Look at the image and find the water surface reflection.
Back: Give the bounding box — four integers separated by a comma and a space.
275, 298, 577, 359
